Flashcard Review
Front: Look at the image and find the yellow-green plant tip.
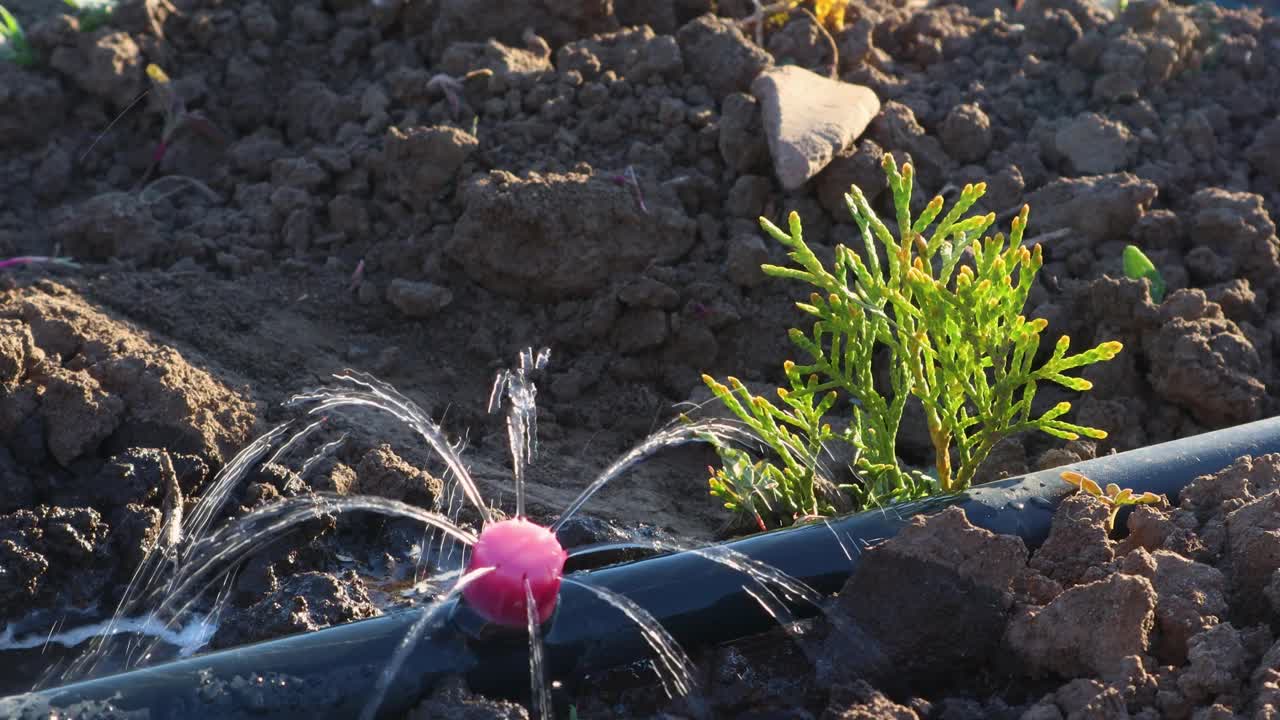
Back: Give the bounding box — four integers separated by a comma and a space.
1105, 483, 1121, 498
1080, 477, 1103, 496
1061, 470, 1087, 487
777, 388, 790, 399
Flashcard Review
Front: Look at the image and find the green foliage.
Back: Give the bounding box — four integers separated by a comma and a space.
64, 0, 116, 32
1060, 470, 1164, 531
1122, 244, 1166, 303
703, 154, 1123, 527
0, 4, 34, 67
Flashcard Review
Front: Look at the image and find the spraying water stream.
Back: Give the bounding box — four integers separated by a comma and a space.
15, 347, 861, 718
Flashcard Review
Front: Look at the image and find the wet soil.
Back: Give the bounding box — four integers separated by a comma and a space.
2, 0, 1280, 716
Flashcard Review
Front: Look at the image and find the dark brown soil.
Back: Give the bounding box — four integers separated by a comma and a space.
574, 454, 1280, 720
2, 0, 1280, 716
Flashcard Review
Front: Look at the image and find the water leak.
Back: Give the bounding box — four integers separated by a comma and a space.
20, 346, 849, 718
360, 566, 493, 720
525, 578, 553, 720
550, 419, 766, 534
287, 370, 494, 526
563, 578, 696, 699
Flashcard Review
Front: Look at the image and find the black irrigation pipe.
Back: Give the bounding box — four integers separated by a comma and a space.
7, 415, 1280, 720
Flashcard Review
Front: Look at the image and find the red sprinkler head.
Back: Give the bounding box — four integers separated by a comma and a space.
463, 518, 568, 628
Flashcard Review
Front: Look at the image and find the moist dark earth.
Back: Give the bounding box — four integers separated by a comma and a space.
2, 0, 1280, 717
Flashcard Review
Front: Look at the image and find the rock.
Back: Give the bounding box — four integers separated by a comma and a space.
0, 64, 66, 148
868, 101, 954, 191
38, 366, 126, 468
210, 571, 379, 650
1245, 118, 1280, 179
1144, 290, 1265, 427
443, 38, 551, 78
939, 103, 993, 164
824, 680, 921, 719
1226, 492, 1280, 620
719, 92, 768, 173
1180, 455, 1280, 521
3, 285, 256, 466
1004, 573, 1157, 682
408, 676, 529, 720
750, 66, 880, 191
725, 174, 772, 218
725, 234, 769, 288
1024, 173, 1157, 244
354, 444, 444, 505
431, 0, 616, 52
617, 277, 680, 310
676, 14, 772, 101
449, 170, 696, 300
555, 26, 681, 82
612, 308, 668, 354
49, 31, 144, 110
1177, 623, 1246, 702
816, 139, 886, 217
1187, 188, 1280, 292
766, 13, 837, 76
1120, 548, 1227, 664
1030, 495, 1115, 587
822, 508, 1027, 692
1054, 112, 1136, 175
1053, 678, 1131, 719
386, 279, 454, 319
379, 125, 478, 211
54, 192, 164, 263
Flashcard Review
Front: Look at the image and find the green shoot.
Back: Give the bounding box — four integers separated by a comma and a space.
135, 63, 227, 190
63, 0, 116, 32
1061, 470, 1163, 532
0, 4, 34, 67
1122, 245, 1166, 303
703, 154, 1123, 527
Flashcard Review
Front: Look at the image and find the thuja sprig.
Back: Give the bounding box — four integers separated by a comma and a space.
703, 154, 1123, 526
0, 4, 34, 67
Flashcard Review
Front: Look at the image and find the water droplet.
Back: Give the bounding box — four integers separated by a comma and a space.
1029, 496, 1054, 510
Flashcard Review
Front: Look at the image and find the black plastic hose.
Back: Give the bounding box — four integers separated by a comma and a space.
7, 416, 1280, 720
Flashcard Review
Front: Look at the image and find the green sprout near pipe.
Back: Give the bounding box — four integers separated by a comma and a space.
0, 4, 34, 67
703, 154, 1123, 527
1060, 470, 1164, 532
1122, 245, 1165, 303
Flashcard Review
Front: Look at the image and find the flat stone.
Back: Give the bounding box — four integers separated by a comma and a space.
751, 65, 880, 191
386, 279, 454, 318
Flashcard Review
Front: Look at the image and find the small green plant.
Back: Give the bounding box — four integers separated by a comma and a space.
1121, 245, 1166, 303
0, 4, 35, 67
136, 63, 226, 189
1060, 470, 1163, 531
703, 155, 1123, 527
63, 0, 116, 32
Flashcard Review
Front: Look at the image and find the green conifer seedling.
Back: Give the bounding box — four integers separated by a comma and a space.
702, 154, 1123, 526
